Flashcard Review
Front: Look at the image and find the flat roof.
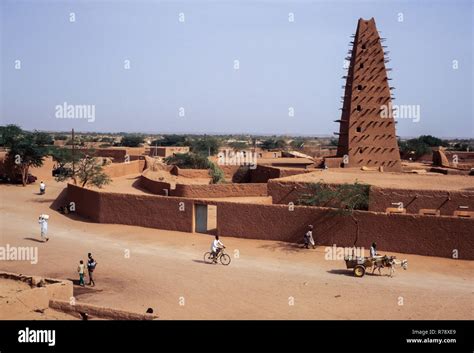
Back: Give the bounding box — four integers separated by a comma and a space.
274, 169, 474, 192
258, 158, 314, 164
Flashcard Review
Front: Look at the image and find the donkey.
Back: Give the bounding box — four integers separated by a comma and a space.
372, 255, 408, 277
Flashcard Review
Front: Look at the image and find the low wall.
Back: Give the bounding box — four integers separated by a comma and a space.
217, 165, 249, 182
369, 187, 474, 216
50, 300, 157, 320
139, 174, 267, 198
139, 174, 171, 195
324, 157, 344, 168
104, 160, 146, 178
249, 165, 310, 183
216, 203, 474, 259
173, 183, 267, 198
267, 180, 317, 204
0, 272, 73, 316
250, 165, 280, 183
171, 167, 210, 179
67, 184, 194, 232
268, 179, 474, 216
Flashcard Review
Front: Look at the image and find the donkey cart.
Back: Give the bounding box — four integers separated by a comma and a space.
344, 256, 373, 277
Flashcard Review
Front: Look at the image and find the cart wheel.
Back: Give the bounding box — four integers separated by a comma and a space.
354, 265, 366, 277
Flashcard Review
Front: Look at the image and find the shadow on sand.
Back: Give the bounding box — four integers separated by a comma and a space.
258, 241, 313, 254
326, 269, 354, 277
23, 237, 45, 243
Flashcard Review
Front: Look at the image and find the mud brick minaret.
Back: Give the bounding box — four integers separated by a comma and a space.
334, 18, 401, 172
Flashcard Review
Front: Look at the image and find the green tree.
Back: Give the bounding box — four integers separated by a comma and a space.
399, 135, 448, 160
54, 134, 68, 141
191, 137, 221, 156
297, 181, 370, 246
164, 153, 211, 169
261, 138, 287, 150
151, 135, 187, 146
164, 153, 225, 184
228, 141, 248, 151
0, 124, 24, 147
76, 155, 112, 188
49, 147, 84, 184
32, 131, 54, 145
2, 128, 49, 186
120, 134, 143, 147
290, 138, 305, 149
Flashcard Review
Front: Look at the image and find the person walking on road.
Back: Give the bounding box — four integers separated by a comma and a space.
87, 253, 97, 286
77, 260, 86, 287
39, 181, 46, 195
38, 214, 49, 242
303, 225, 315, 249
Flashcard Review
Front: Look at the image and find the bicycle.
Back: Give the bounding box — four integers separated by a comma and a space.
204, 247, 231, 265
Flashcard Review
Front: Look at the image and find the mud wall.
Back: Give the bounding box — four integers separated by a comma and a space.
267, 180, 317, 204
249, 165, 310, 183
323, 157, 344, 168
67, 184, 102, 221
216, 203, 474, 259
139, 175, 171, 195
139, 174, 266, 198
67, 184, 473, 259
250, 165, 280, 183
104, 160, 146, 178
67, 184, 194, 232
172, 183, 267, 198
99, 192, 194, 232
368, 187, 474, 216
171, 167, 210, 179
268, 180, 474, 216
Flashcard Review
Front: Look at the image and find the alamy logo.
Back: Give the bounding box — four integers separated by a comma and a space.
217, 149, 257, 169
55, 102, 95, 122
324, 245, 365, 260
0, 244, 38, 264
380, 102, 420, 123
18, 328, 55, 346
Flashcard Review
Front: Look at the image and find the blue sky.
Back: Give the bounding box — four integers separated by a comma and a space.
1, 0, 472, 137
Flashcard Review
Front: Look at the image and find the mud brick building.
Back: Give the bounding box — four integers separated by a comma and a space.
329, 18, 402, 172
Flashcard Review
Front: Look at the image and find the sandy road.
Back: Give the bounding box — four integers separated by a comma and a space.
0, 181, 473, 319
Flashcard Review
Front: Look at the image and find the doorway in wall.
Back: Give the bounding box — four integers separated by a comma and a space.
194, 204, 218, 235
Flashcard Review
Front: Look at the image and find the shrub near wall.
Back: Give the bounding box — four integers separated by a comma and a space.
216, 202, 474, 259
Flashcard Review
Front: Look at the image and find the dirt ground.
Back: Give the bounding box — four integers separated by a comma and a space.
0, 180, 473, 320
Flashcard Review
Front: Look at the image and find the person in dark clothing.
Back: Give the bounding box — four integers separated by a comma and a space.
303, 225, 315, 249
87, 253, 97, 286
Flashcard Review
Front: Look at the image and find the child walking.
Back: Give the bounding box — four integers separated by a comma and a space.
77, 260, 86, 287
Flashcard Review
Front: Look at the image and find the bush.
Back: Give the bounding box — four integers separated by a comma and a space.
164, 152, 225, 184
120, 135, 143, 147
297, 181, 370, 211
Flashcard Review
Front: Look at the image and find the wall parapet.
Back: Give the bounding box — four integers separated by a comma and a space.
172, 183, 267, 198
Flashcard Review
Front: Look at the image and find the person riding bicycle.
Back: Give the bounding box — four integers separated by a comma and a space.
210, 235, 225, 263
